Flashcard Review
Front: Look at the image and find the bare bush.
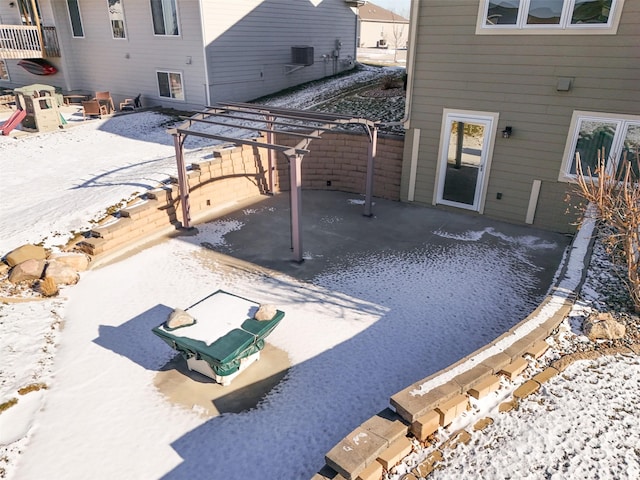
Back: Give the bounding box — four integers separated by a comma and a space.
574, 148, 640, 311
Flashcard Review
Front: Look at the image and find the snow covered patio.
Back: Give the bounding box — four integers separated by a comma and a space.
5, 188, 570, 479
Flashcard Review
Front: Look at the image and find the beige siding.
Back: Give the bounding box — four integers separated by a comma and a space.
359, 20, 409, 48
404, 0, 640, 233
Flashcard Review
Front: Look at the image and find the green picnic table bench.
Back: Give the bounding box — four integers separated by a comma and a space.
152, 290, 284, 385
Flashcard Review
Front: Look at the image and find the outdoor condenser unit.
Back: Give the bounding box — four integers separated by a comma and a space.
291, 46, 314, 66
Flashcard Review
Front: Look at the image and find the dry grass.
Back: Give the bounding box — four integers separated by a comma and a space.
38, 277, 58, 297
0, 398, 17, 414
18, 383, 48, 395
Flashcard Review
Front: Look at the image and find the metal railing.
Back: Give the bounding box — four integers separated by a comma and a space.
0, 25, 60, 59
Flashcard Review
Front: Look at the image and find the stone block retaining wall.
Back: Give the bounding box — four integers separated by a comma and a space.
75, 132, 403, 259
272, 132, 404, 201
313, 219, 601, 480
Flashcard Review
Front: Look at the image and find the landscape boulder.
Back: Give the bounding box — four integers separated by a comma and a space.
254, 304, 277, 321
8, 259, 46, 284
166, 309, 195, 329
47, 252, 91, 272
583, 312, 626, 341
5, 244, 47, 267
43, 260, 80, 285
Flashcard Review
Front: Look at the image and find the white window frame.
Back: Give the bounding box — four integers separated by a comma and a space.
107, 0, 127, 40
150, 0, 180, 37
0, 59, 9, 82
66, 0, 85, 38
559, 110, 640, 182
156, 70, 185, 101
476, 0, 625, 35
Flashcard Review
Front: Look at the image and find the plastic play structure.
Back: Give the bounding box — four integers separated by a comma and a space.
0, 83, 64, 135
152, 290, 285, 386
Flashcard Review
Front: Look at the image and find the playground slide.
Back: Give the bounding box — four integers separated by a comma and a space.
0, 109, 26, 136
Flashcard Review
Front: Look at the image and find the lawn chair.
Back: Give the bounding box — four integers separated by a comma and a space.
94, 91, 115, 113
81, 100, 108, 120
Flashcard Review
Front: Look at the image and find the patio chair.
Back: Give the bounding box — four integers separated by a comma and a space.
94, 91, 115, 113
81, 100, 108, 120
119, 94, 141, 112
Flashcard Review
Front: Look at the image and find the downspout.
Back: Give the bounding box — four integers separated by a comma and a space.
402, 0, 419, 129
403, 0, 420, 201
198, 0, 211, 106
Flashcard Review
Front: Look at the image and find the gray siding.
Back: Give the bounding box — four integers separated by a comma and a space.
404, 0, 640, 233
200, 0, 358, 103
50, 0, 208, 110
2, 0, 358, 110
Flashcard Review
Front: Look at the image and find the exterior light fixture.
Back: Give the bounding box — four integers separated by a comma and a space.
502, 126, 512, 138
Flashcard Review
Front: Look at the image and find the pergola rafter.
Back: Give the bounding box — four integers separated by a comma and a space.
169, 101, 380, 262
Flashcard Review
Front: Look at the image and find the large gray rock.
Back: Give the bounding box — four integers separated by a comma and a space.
44, 260, 80, 285
8, 259, 46, 283
5, 244, 47, 267
583, 312, 626, 341
47, 252, 91, 272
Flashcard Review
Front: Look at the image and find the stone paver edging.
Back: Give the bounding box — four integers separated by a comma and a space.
314, 215, 600, 480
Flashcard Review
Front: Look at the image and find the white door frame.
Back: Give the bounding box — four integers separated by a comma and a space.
433, 109, 499, 213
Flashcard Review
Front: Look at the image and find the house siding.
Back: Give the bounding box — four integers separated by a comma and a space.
200, 0, 358, 103
404, 0, 640, 233
2, 0, 358, 110
49, 0, 208, 110
359, 20, 409, 48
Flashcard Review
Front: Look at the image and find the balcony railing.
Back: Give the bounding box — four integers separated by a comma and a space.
0, 25, 60, 59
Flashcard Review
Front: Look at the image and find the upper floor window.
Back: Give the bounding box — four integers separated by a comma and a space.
66, 0, 84, 38
560, 111, 640, 181
157, 70, 184, 100
108, 0, 127, 39
0, 59, 9, 81
477, 0, 624, 34
150, 0, 179, 36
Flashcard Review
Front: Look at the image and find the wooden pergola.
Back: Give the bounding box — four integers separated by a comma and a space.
169, 101, 380, 262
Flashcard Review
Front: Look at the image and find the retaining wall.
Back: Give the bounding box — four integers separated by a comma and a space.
74, 132, 404, 259
313, 216, 599, 480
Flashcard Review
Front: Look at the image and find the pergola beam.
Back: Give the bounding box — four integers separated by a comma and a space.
174, 128, 309, 156
179, 116, 323, 140
170, 102, 380, 262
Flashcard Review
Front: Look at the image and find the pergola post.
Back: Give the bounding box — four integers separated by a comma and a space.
266, 115, 275, 194
173, 132, 191, 229
364, 125, 378, 217
289, 154, 304, 262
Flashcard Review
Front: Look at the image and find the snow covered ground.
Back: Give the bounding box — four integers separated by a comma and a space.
1, 66, 638, 479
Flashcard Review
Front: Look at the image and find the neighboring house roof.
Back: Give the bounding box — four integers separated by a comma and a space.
359, 2, 409, 23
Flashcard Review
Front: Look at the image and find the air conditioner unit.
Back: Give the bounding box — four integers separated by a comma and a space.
291, 46, 314, 66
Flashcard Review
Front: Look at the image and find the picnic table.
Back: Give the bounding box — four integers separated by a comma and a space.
152, 290, 285, 385
63, 94, 90, 106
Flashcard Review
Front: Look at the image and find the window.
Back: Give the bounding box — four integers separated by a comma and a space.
66, 0, 84, 38
157, 71, 184, 100
150, 0, 179, 36
108, 0, 127, 39
0, 59, 9, 81
478, 0, 624, 34
560, 111, 640, 181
